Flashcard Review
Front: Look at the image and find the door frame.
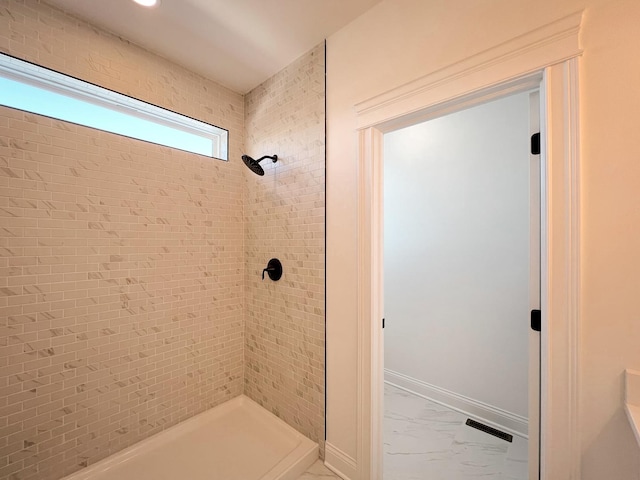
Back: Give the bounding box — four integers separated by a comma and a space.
353, 12, 582, 480
529, 89, 542, 480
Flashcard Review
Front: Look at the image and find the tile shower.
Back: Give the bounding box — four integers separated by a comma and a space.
0, 1, 325, 479
244, 44, 325, 452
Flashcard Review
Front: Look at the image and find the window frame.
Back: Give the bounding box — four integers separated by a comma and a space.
0, 53, 228, 160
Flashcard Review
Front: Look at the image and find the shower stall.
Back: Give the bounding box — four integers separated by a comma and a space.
61, 396, 317, 480
0, 2, 326, 479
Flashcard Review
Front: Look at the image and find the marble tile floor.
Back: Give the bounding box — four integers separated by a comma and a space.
384, 383, 528, 480
296, 383, 528, 480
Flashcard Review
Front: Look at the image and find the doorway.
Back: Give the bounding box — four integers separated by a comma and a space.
382, 90, 540, 479
345, 16, 581, 480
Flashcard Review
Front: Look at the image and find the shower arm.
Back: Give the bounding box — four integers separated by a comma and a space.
255, 155, 278, 164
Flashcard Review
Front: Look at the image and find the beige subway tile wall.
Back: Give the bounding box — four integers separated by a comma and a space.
0, 1, 245, 479
244, 44, 325, 454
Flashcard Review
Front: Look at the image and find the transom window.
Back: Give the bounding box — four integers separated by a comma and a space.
0, 53, 228, 160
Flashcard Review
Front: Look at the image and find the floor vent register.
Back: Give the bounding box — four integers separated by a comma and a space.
465, 418, 513, 443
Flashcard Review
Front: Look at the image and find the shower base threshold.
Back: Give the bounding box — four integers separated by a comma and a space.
62, 395, 318, 480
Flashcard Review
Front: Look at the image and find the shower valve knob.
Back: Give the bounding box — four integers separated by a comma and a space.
262, 258, 283, 281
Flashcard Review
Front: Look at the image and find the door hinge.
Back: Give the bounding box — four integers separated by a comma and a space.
382, 317, 385, 329
531, 310, 541, 332
531, 132, 541, 155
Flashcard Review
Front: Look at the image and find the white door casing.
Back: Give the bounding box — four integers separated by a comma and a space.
353, 12, 582, 480
529, 89, 541, 480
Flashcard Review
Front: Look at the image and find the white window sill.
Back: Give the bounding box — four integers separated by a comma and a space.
625, 369, 640, 447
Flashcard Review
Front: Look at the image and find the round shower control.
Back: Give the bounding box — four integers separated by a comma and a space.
262, 258, 283, 281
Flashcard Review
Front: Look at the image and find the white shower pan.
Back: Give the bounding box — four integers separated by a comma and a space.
62, 395, 318, 480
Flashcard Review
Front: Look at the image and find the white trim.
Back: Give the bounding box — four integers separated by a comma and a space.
538, 56, 581, 480
354, 11, 582, 130
356, 127, 385, 480
324, 442, 357, 480
567, 57, 581, 480
528, 89, 542, 480
385, 369, 528, 439
355, 12, 583, 480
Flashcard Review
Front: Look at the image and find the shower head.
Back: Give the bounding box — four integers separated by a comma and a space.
242, 154, 278, 176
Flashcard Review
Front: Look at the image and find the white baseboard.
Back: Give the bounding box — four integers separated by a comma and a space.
385, 369, 528, 438
324, 442, 356, 480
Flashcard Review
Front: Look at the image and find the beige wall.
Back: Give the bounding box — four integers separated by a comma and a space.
243, 44, 325, 454
0, 1, 245, 479
326, 0, 640, 478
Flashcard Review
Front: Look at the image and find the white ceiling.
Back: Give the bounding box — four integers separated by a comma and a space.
44, 0, 382, 94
